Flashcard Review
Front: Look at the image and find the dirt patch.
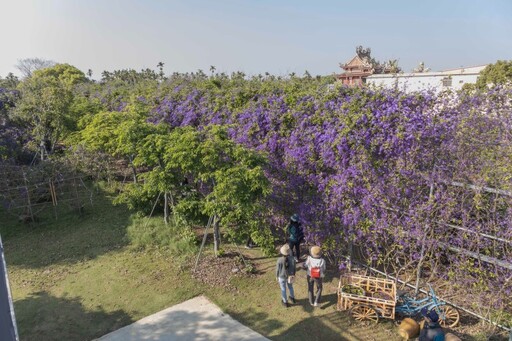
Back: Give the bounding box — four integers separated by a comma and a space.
191, 252, 256, 290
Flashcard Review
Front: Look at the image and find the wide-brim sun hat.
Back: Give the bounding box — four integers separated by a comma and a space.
280, 244, 290, 256
310, 246, 322, 257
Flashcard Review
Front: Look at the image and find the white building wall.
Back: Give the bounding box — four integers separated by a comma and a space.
366, 66, 486, 93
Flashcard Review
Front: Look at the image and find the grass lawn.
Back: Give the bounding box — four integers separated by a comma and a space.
207, 252, 397, 341
0, 189, 502, 340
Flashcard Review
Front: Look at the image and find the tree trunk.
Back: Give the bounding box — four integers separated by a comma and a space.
169, 191, 177, 225
213, 215, 221, 256
163, 192, 169, 225
347, 241, 353, 272
40, 141, 45, 161
128, 155, 138, 183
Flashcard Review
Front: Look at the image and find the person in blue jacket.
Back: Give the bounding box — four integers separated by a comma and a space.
419, 308, 445, 341
287, 214, 304, 262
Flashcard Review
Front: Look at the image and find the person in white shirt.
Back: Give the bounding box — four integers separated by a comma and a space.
303, 246, 326, 307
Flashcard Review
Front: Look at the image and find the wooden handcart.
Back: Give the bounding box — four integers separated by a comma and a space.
337, 273, 397, 324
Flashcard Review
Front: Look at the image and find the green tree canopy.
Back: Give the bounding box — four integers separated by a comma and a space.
131, 125, 272, 253
81, 100, 157, 182
32, 63, 87, 87
476, 60, 512, 88
13, 64, 87, 158
0, 73, 19, 89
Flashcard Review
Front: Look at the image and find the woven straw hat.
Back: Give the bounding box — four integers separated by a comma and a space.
310, 246, 322, 257
280, 244, 290, 256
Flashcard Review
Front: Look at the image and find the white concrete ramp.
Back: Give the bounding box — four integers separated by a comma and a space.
96, 295, 270, 341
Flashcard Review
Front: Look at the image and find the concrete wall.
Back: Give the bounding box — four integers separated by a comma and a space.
366, 66, 486, 93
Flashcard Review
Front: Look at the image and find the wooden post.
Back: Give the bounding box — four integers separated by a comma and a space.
73, 177, 82, 216
414, 183, 434, 297
347, 240, 353, 272
143, 192, 161, 229
194, 215, 213, 272
414, 237, 427, 297
23, 172, 35, 223
49, 180, 58, 219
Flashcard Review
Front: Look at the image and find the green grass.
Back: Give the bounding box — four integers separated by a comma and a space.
206, 254, 398, 340
1, 191, 202, 340
0, 190, 507, 340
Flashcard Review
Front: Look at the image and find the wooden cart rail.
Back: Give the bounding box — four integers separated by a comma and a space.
337, 273, 397, 320
339, 273, 396, 297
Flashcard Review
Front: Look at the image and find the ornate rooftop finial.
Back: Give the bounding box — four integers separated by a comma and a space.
413, 62, 431, 73
356, 45, 372, 60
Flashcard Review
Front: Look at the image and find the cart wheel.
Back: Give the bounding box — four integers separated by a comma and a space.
350, 304, 379, 324
438, 305, 460, 328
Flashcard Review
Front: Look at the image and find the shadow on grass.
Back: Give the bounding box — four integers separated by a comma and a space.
274, 309, 397, 341
224, 307, 284, 337
272, 312, 352, 341
252, 258, 276, 275
245, 255, 274, 262
0, 186, 133, 268
318, 292, 338, 311
225, 295, 396, 341
14, 291, 133, 341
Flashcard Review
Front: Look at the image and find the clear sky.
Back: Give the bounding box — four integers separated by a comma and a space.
1, 0, 511, 78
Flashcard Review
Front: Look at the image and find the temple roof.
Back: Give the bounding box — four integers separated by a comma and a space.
337, 71, 373, 79
341, 55, 373, 69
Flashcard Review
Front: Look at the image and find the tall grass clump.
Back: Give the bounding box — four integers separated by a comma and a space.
127, 214, 197, 258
